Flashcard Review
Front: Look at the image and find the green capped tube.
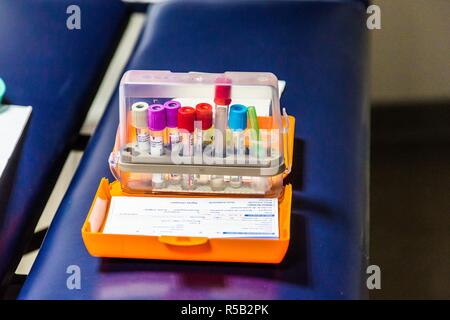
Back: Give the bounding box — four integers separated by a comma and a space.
247, 106, 262, 160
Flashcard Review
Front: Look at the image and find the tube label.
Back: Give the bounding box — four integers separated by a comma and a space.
136, 131, 150, 152
182, 133, 194, 157
150, 135, 164, 156
169, 132, 180, 146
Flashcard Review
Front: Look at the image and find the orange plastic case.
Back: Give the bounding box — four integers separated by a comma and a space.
82, 115, 294, 264
82, 70, 295, 264
82, 180, 292, 264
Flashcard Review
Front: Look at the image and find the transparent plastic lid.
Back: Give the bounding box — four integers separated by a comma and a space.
118, 70, 284, 176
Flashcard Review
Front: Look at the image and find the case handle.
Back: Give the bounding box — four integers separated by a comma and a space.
158, 236, 209, 247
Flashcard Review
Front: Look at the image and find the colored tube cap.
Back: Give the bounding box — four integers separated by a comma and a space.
195, 103, 213, 130
148, 104, 166, 131
229, 104, 248, 131
247, 106, 259, 130
164, 100, 181, 128
178, 106, 195, 133
214, 77, 231, 106
131, 101, 149, 129
247, 106, 260, 139
0, 78, 5, 105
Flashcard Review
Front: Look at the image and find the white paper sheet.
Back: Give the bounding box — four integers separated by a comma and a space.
0, 105, 32, 178
103, 196, 279, 238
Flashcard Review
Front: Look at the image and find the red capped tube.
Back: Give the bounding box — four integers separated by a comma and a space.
195, 103, 213, 130
178, 106, 195, 133
214, 77, 232, 106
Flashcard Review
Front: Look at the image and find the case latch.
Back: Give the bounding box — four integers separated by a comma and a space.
158, 236, 209, 247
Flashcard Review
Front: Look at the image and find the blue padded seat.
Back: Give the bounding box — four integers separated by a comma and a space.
0, 0, 129, 289
20, 0, 369, 299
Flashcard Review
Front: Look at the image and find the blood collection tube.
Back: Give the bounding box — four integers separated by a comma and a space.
210, 106, 228, 191
178, 106, 196, 190
247, 106, 260, 160
131, 102, 150, 153
211, 78, 231, 191
164, 100, 181, 149
247, 106, 272, 193
195, 103, 213, 154
148, 104, 166, 188
228, 104, 248, 188
195, 103, 213, 185
213, 78, 231, 158
164, 100, 181, 184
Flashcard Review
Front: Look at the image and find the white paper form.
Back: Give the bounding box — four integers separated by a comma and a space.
103, 196, 279, 239
0, 106, 32, 179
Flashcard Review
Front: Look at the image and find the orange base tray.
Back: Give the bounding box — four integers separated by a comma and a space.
82, 179, 292, 264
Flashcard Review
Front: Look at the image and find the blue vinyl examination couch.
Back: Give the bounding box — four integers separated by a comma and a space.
0, 0, 129, 290
20, 0, 369, 299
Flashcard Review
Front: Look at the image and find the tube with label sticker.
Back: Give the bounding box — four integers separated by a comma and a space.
164, 100, 181, 184
148, 104, 166, 188
211, 79, 231, 191
131, 102, 150, 153
247, 106, 272, 192
178, 106, 196, 190
210, 107, 228, 191
213, 77, 231, 158
228, 104, 247, 188
195, 103, 213, 185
